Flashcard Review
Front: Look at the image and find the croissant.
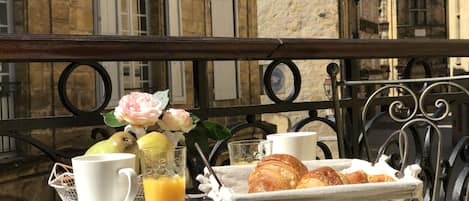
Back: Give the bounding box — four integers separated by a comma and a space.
296, 166, 344, 189
344, 170, 368, 184
368, 174, 395, 183
248, 154, 308, 193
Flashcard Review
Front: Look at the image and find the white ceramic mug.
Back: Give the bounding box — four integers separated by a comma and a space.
72, 153, 138, 201
266, 132, 318, 160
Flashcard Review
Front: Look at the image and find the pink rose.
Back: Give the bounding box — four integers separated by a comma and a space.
158, 108, 195, 133
114, 92, 163, 127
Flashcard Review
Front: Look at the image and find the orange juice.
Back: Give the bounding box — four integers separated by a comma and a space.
142, 175, 185, 201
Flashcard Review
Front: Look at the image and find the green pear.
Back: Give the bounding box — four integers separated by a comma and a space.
85, 131, 137, 155
85, 131, 140, 173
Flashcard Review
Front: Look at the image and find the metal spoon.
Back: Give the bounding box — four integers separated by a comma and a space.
194, 142, 224, 188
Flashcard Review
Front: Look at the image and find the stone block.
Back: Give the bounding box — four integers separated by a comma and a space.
0, 171, 55, 201
28, 0, 51, 33
30, 129, 53, 156
29, 63, 52, 92
54, 127, 95, 150
52, 0, 71, 22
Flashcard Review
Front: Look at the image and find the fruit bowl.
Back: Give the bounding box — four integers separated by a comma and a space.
48, 163, 145, 201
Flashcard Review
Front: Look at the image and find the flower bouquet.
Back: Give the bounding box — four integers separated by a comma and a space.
100, 90, 232, 177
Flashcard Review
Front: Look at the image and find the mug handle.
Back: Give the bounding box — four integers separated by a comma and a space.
118, 168, 138, 201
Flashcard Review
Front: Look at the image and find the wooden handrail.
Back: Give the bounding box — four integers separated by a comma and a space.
3, 34, 469, 61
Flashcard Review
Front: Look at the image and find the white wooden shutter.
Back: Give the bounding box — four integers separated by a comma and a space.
166, 0, 186, 104
96, 0, 122, 107
211, 0, 239, 100
448, 0, 469, 73
0, 0, 15, 153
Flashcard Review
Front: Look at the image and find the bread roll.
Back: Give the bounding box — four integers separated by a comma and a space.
344, 170, 368, 184
248, 154, 308, 193
296, 167, 344, 189
367, 174, 395, 183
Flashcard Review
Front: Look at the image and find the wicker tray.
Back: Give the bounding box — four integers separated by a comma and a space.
198, 158, 423, 201
47, 163, 145, 201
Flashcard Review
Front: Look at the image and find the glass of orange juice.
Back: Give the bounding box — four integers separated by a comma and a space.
140, 146, 186, 201
228, 139, 272, 165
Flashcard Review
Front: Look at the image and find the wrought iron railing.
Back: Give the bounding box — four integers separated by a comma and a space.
1, 34, 469, 200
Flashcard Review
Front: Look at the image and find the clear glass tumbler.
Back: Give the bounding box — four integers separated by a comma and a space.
140, 146, 186, 201
228, 139, 272, 165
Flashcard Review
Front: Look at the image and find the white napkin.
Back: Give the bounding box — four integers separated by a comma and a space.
196, 168, 234, 201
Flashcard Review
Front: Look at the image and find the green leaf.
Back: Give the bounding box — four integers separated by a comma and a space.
202, 121, 232, 140
153, 90, 170, 110
185, 125, 210, 159
191, 114, 201, 124
102, 110, 128, 128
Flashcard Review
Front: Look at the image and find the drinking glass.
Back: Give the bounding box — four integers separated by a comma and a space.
228, 139, 272, 165
140, 146, 186, 201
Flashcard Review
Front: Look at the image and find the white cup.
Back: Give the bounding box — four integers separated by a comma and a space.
72, 153, 138, 201
266, 132, 318, 161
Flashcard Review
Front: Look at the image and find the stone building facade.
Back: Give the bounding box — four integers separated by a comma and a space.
0, 0, 459, 200
395, 0, 448, 79
1, 0, 258, 200
257, 0, 340, 158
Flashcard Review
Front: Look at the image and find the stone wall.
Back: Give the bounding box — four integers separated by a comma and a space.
2, 1, 102, 201
257, 0, 340, 158
2, 0, 261, 200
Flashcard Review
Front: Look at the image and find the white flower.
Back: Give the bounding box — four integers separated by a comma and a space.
158, 108, 195, 133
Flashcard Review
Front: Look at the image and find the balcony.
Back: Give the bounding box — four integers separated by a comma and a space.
0, 35, 469, 201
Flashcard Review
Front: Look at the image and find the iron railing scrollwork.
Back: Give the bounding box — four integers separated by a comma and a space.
0, 61, 114, 165
263, 59, 301, 103
351, 77, 469, 201
1, 36, 469, 199
58, 62, 112, 116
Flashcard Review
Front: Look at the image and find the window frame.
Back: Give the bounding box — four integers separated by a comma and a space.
0, 0, 16, 158
408, 0, 427, 26
94, 0, 153, 108
117, 0, 152, 94
166, 0, 187, 104
0, 0, 12, 33
211, 0, 241, 100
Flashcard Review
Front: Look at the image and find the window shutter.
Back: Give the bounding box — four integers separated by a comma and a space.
96, 0, 122, 107
166, 0, 186, 103
0, 0, 15, 153
211, 0, 239, 100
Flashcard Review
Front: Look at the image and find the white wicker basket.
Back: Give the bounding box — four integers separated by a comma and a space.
48, 163, 145, 201
198, 158, 424, 201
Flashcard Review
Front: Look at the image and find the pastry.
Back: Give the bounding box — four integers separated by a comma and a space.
344, 170, 368, 184
248, 154, 396, 193
248, 154, 308, 193
296, 166, 344, 189
367, 174, 395, 183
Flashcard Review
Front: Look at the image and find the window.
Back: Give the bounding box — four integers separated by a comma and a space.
211, 0, 240, 100
0, 0, 15, 158
95, 0, 151, 107
166, 0, 186, 103
118, 0, 151, 94
0, 0, 10, 33
96, 0, 240, 104
409, 0, 427, 25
